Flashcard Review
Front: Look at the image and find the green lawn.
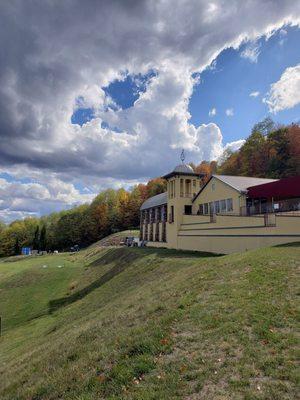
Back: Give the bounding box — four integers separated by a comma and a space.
0, 243, 299, 399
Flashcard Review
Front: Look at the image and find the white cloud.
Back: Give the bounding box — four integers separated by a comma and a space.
263, 64, 300, 113
209, 107, 217, 116
279, 28, 288, 45
225, 108, 234, 116
193, 123, 224, 160
0, 177, 94, 223
240, 42, 261, 63
250, 91, 260, 97
224, 139, 245, 152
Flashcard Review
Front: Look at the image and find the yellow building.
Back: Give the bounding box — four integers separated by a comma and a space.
140, 164, 300, 254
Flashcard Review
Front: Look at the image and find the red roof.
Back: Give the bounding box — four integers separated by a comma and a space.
247, 176, 300, 199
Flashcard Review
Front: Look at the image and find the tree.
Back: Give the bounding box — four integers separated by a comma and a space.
14, 237, 20, 255
287, 124, 300, 175
40, 225, 47, 251
33, 225, 40, 250
146, 178, 167, 198
252, 117, 275, 136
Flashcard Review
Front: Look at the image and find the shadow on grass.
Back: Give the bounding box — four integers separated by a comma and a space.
48, 248, 142, 313
274, 241, 300, 248
48, 246, 221, 313
135, 246, 223, 258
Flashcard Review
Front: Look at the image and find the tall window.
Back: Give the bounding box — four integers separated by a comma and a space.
169, 205, 174, 223
204, 203, 209, 214
220, 199, 226, 212
214, 200, 220, 214
226, 198, 233, 211
180, 179, 184, 197
199, 204, 204, 215
185, 179, 191, 197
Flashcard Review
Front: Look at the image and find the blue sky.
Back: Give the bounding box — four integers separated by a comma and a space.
72, 25, 300, 143
189, 26, 300, 143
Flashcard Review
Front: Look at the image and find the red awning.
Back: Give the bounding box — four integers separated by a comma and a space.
247, 176, 300, 199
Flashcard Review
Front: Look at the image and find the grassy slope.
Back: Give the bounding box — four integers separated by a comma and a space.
0, 243, 299, 400
91, 230, 140, 247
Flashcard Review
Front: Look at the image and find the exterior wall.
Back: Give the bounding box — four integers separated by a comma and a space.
166, 174, 201, 249
141, 174, 300, 254
192, 176, 245, 215
177, 214, 300, 254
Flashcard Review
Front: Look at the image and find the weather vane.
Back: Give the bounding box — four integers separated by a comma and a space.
180, 149, 185, 164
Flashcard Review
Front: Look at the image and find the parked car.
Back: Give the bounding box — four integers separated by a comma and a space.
124, 237, 146, 247
70, 244, 80, 252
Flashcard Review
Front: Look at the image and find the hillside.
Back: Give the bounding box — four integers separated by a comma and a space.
91, 230, 140, 247
0, 241, 299, 399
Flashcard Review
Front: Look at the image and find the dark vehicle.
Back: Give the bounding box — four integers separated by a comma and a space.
124, 237, 134, 247
70, 244, 80, 252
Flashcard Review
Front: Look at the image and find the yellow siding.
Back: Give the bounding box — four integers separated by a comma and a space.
142, 174, 300, 254
192, 176, 244, 215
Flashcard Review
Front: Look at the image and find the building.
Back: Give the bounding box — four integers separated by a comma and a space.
140, 163, 300, 254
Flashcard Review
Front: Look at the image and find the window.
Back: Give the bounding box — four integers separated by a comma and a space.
220, 199, 226, 212
185, 179, 191, 197
185, 205, 192, 215
199, 204, 204, 215
214, 200, 220, 214
180, 179, 184, 197
192, 180, 196, 196
169, 205, 174, 223
226, 198, 233, 211
209, 202, 214, 214
212, 183, 216, 191
204, 203, 209, 214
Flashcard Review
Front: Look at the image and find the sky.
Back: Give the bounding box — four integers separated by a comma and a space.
0, 0, 300, 223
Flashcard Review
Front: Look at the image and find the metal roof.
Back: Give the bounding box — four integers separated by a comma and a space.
247, 176, 300, 199
193, 175, 278, 202
162, 163, 199, 179
214, 175, 277, 192
173, 164, 194, 173
140, 192, 168, 210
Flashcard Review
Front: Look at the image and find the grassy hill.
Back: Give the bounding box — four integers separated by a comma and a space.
0, 240, 299, 399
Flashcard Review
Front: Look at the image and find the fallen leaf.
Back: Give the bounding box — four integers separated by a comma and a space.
160, 338, 169, 345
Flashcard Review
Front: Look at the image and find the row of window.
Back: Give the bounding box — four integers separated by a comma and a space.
198, 198, 233, 215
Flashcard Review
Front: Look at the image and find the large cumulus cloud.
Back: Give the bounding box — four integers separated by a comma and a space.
0, 0, 300, 221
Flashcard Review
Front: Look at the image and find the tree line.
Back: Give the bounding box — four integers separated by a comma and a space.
0, 178, 167, 257
0, 119, 299, 257
197, 118, 299, 180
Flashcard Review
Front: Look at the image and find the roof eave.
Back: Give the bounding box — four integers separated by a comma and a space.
162, 171, 200, 179
192, 175, 243, 203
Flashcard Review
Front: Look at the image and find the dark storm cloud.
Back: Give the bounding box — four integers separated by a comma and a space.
0, 0, 300, 221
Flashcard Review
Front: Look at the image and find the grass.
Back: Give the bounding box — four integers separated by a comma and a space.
0, 240, 299, 399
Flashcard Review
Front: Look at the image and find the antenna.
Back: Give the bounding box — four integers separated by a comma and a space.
180, 149, 185, 164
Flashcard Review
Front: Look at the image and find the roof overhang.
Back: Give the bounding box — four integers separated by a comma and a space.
162, 171, 201, 180
192, 175, 241, 203
247, 176, 300, 199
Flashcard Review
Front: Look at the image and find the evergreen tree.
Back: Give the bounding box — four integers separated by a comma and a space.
14, 237, 20, 255
40, 225, 47, 251
33, 225, 40, 250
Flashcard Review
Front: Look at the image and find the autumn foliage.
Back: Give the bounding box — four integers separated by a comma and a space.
0, 119, 299, 257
